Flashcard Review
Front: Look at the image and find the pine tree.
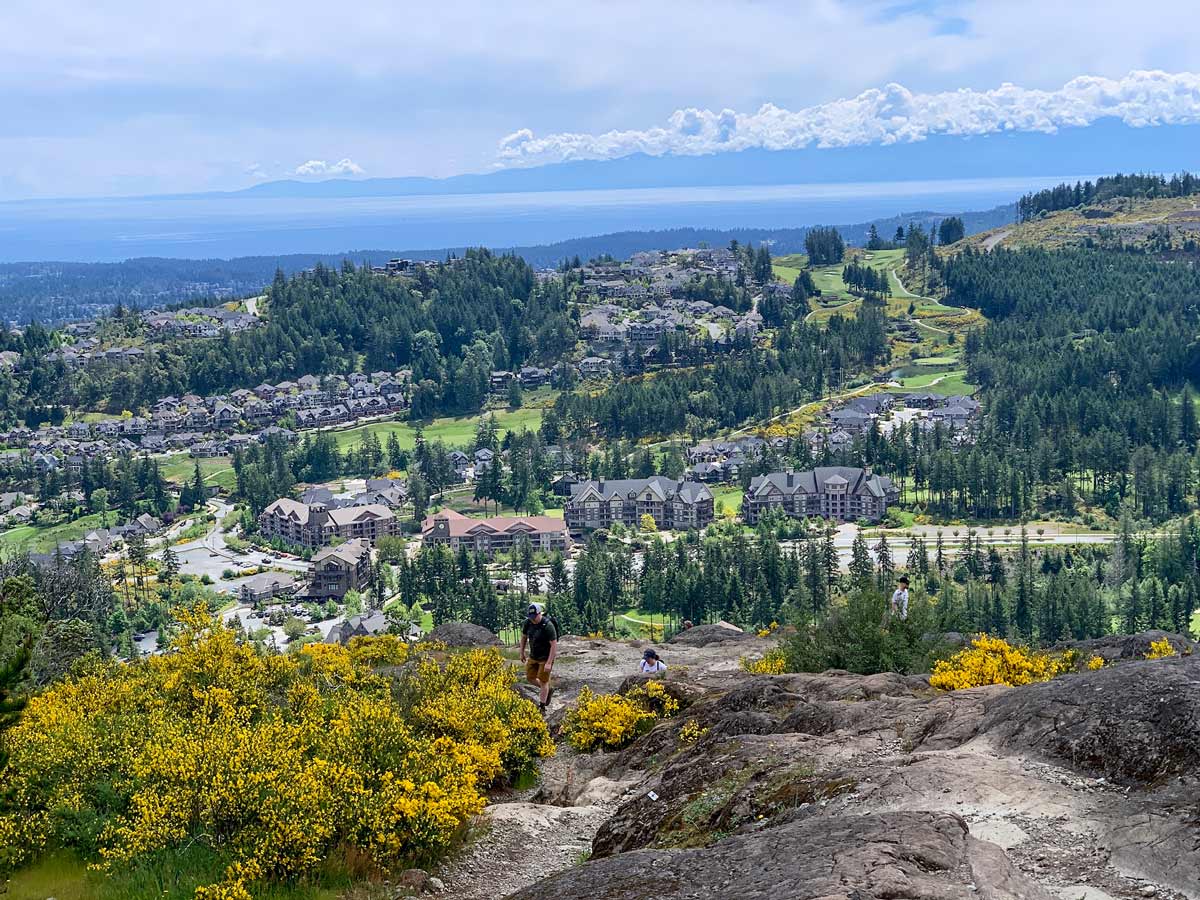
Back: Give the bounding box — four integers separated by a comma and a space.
849, 532, 874, 588
1014, 525, 1033, 637
160, 544, 179, 588
1122, 579, 1144, 633
875, 532, 894, 589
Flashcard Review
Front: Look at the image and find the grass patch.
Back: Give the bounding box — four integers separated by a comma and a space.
891, 368, 976, 394
771, 253, 808, 284
712, 485, 743, 516
158, 455, 237, 491
330, 405, 546, 453
2, 848, 343, 900
0, 511, 107, 554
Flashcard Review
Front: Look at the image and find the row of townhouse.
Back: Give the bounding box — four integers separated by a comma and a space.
819, 391, 982, 439
142, 307, 258, 338
420, 508, 571, 555
487, 366, 554, 393
564, 476, 715, 534
686, 434, 789, 483
1, 370, 415, 461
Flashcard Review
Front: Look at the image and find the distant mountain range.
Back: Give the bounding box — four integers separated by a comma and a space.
233, 121, 1200, 200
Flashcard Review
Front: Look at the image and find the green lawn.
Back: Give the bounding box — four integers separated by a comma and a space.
712, 485, 743, 516
330, 405, 546, 453
0, 511, 107, 554
771, 253, 808, 284
891, 368, 976, 395
159, 455, 237, 491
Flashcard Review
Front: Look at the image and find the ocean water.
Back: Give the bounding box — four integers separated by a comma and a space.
0, 175, 1071, 262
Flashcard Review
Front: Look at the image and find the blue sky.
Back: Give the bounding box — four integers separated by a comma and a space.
2, 0, 1199, 199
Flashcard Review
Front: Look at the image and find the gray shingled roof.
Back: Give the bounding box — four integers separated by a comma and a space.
570, 476, 712, 503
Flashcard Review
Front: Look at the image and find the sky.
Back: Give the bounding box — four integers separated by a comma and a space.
3, 0, 1200, 200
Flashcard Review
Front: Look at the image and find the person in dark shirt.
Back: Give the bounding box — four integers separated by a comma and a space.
520, 602, 558, 711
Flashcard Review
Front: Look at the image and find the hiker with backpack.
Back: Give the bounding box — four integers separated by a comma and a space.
639, 648, 667, 674
520, 602, 558, 711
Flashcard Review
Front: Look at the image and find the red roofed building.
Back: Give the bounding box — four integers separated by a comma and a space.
421, 508, 571, 556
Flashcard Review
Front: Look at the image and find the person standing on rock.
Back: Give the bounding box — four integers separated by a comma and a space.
520, 601, 558, 712
890, 575, 910, 621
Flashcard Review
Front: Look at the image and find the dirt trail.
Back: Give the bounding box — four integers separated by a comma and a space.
436, 634, 762, 898
982, 228, 1013, 251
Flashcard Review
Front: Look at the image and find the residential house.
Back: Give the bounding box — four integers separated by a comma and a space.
421, 508, 571, 555
307, 540, 372, 600
578, 357, 612, 377
904, 391, 943, 409
325, 611, 389, 644
565, 477, 714, 533
237, 572, 297, 605
829, 408, 873, 433
743, 467, 899, 524
473, 448, 496, 474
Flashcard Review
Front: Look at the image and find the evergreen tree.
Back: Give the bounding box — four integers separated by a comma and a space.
849, 532, 873, 588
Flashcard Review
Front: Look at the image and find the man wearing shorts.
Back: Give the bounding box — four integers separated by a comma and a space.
520, 602, 557, 711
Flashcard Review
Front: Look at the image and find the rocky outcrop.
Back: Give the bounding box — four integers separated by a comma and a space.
1059, 629, 1197, 662
508, 652, 1200, 900
668, 622, 751, 647
427, 621, 501, 647
510, 810, 1054, 900
980, 654, 1200, 783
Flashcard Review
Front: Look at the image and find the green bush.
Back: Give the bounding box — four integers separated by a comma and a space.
782, 588, 950, 676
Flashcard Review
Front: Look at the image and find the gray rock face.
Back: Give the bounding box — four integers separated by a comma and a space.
427, 621, 501, 647
480, 643, 1200, 900
509, 811, 1053, 900
980, 654, 1200, 783
667, 622, 752, 647
1058, 629, 1197, 661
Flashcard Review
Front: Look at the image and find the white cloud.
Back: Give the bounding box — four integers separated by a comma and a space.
293, 158, 365, 177
497, 70, 1200, 166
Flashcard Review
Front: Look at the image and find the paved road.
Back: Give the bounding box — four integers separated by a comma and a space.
800, 522, 1118, 568
165, 499, 306, 588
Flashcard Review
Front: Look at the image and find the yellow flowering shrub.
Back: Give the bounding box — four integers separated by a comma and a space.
677, 720, 709, 744
0, 604, 551, 897
1145, 638, 1176, 659
929, 634, 1072, 691
564, 681, 679, 752
1087, 654, 1106, 670
563, 688, 653, 751
740, 649, 787, 674
626, 679, 680, 718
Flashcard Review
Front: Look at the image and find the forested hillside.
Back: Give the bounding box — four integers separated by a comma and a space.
0, 206, 1014, 325
0, 251, 574, 420
553, 307, 889, 438
947, 247, 1200, 518
1018, 171, 1200, 221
